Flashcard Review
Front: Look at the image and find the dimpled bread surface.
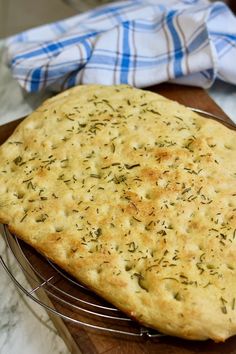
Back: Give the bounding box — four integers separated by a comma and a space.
0, 85, 236, 341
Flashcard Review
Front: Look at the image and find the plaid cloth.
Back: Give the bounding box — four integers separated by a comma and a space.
5, 0, 236, 92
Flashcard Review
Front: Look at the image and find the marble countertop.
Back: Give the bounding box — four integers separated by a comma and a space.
0, 40, 235, 354
0, 228, 69, 354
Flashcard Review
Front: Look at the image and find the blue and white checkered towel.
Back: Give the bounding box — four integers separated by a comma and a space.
5, 0, 236, 92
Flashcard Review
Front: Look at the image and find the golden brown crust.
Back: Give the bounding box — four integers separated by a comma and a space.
0, 85, 236, 341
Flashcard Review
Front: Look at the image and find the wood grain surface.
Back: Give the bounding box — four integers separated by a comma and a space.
1, 84, 236, 354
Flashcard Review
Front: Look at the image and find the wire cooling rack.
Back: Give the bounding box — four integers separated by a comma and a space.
0, 109, 234, 339
0, 225, 163, 338
190, 108, 236, 129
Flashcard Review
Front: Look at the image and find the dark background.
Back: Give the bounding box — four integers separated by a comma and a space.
0, 0, 235, 39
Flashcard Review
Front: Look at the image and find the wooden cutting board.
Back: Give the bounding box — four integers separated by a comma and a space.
1, 84, 236, 354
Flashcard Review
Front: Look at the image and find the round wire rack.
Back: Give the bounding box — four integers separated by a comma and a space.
0, 108, 235, 338
0, 225, 163, 338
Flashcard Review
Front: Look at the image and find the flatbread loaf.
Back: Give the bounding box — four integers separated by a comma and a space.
0, 85, 236, 341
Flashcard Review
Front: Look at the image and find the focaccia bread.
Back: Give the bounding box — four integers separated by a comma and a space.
0, 85, 236, 341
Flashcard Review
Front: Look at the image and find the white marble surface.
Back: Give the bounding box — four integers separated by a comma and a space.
0, 38, 236, 354
208, 81, 236, 124
0, 231, 70, 354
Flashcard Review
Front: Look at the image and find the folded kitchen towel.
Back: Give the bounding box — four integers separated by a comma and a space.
5, 0, 236, 92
